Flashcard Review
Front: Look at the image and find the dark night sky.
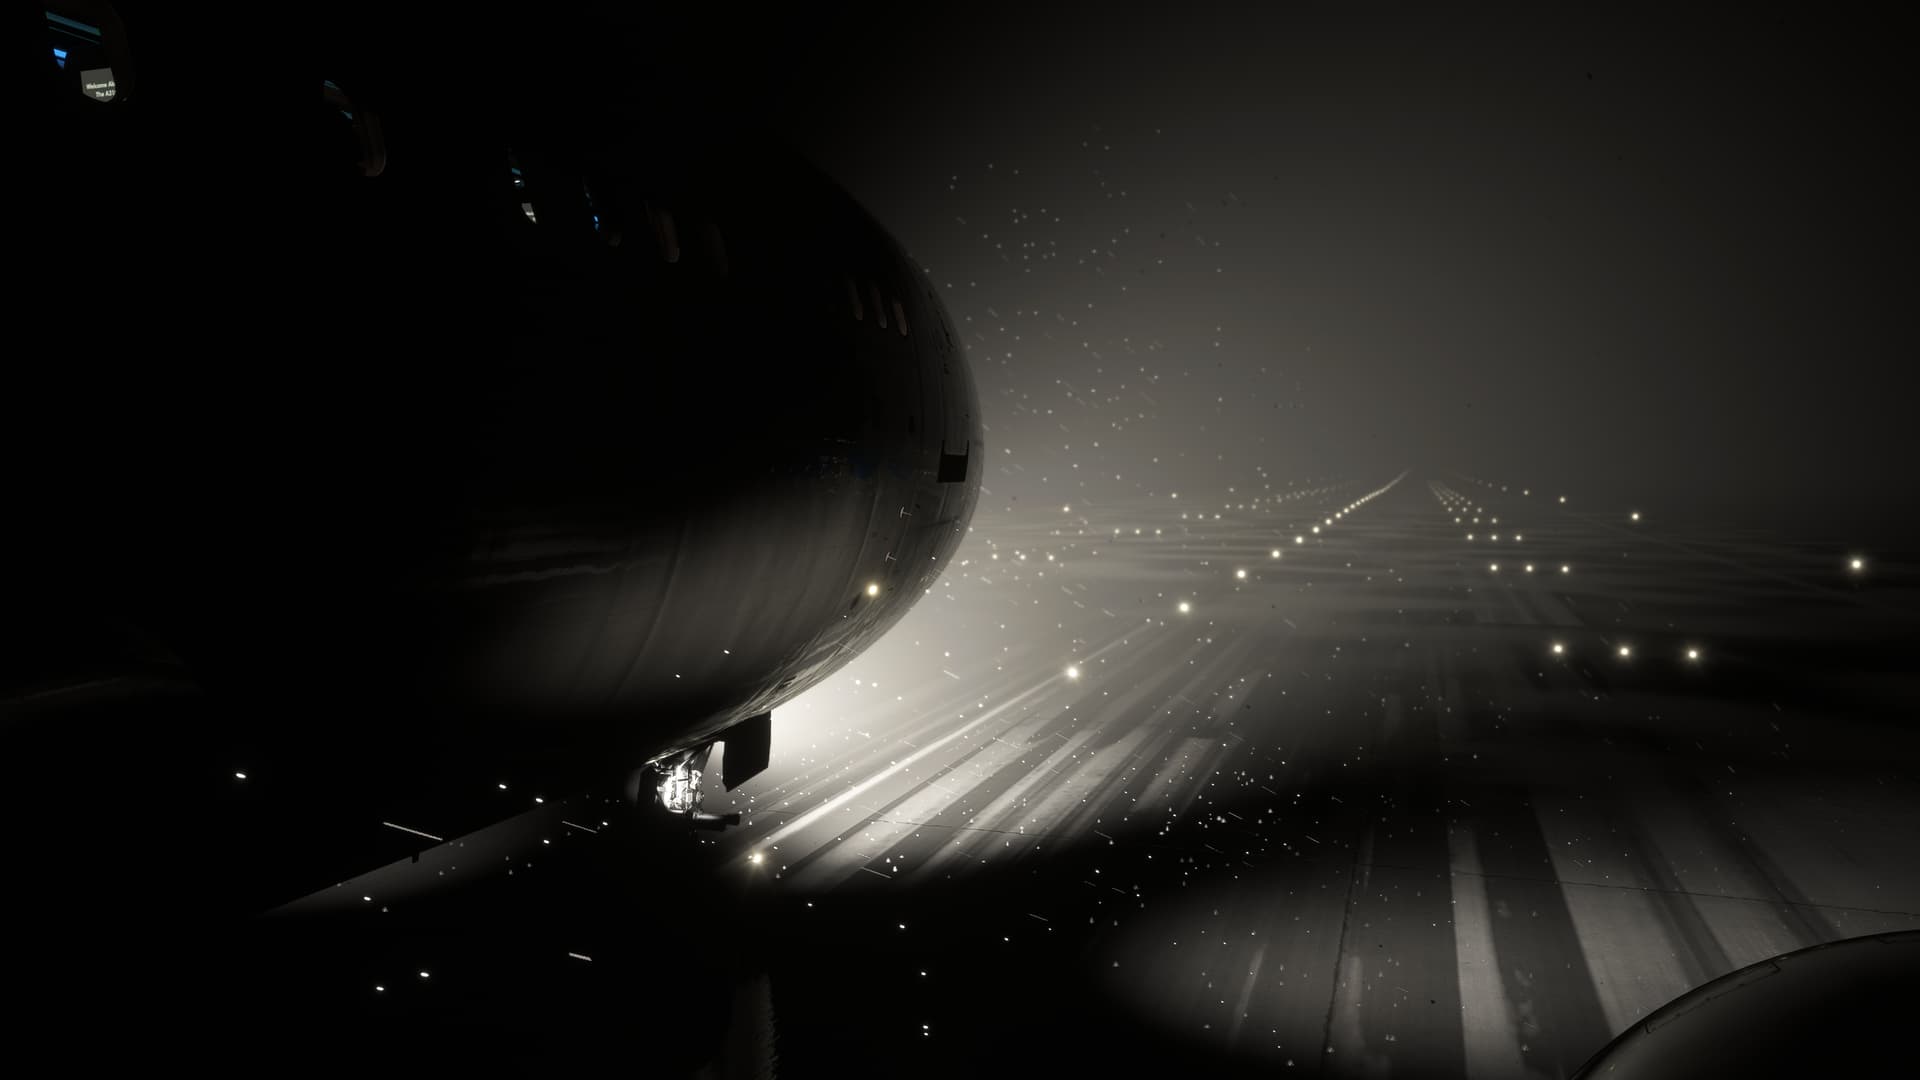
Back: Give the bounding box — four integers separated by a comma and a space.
722, 6, 1915, 535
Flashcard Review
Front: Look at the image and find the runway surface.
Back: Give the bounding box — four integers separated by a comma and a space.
697, 471, 1920, 1078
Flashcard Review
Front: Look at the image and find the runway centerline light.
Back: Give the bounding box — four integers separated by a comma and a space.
1065, 665, 1081, 680
866, 583, 880, 597
1177, 601, 1191, 614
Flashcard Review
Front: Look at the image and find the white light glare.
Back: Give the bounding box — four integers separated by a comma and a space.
866, 583, 880, 596
1177, 601, 1192, 614
1065, 665, 1081, 680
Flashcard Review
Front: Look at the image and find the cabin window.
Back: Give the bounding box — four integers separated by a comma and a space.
938, 440, 969, 483
508, 149, 536, 222
893, 299, 909, 337
584, 182, 619, 245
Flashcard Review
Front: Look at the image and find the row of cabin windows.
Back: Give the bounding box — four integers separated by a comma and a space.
847, 278, 910, 338
507, 148, 727, 274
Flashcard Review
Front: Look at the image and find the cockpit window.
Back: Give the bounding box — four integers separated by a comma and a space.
323, 79, 385, 177
46, 3, 132, 103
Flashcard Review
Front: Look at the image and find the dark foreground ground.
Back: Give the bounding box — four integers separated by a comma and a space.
8, 472, 1918, 1077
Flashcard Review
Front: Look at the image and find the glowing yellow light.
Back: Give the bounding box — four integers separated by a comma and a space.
1177, 601, 1191, 614
866, 583, 880, 596
1270, 549, 1281, 558
1849, 557, 1865, 572
1295, 536, 1304, 544
1559, 495, 1567, 504
1065, 665, 1080, 679
1618, 644, 1632, 658
1560, 564, 1570, 574
1551, 643, 1565, 655
1490, 563, 1499, 572
1235, 569, 1247, 579
1524, 564, 1534, 573
1686, 648, 1700, 661
749, 852, 764, 864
